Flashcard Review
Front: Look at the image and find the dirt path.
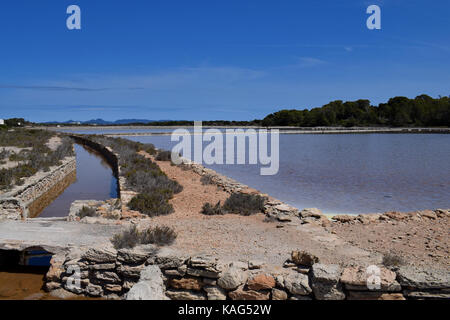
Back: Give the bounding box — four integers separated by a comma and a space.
138, 156, 381, 271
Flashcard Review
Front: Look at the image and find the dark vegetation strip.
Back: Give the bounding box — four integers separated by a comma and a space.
0, 129, 74, 190
84, 135, 183, 217
202, 193, 267, 216
111, 225, 177, 249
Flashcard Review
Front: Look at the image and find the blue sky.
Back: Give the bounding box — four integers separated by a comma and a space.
0, 0, 449, 122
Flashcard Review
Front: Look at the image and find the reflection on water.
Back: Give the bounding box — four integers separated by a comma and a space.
127, 134, 450, 214
37, 144, 118, 218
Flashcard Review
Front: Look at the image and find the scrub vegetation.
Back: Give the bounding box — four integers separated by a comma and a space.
0, 129, 74, 190
111, 224, 177, 249
86, 135, 183, 217
201, 193, 266, 216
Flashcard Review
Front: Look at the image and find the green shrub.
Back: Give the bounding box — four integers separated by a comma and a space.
111, 225, 177, 249
128, 192, 174, 217
222, 193, 266, 216
76, 206, 98, 219
201, 201, 224, 215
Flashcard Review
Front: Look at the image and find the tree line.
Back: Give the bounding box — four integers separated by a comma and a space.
260, 95, 450, 127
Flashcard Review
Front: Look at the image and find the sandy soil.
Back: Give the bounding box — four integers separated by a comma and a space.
137, 156, 381, 272
330, 214, 449, 269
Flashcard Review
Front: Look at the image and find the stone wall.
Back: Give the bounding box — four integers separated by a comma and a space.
0, 156, 76, 219
44, 246, 450, 300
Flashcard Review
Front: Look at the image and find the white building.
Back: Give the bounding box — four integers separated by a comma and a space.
0, 119, 4, 125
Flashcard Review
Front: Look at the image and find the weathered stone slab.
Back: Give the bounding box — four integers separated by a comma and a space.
217, 267, 248, 290
247, 274, 276, 291
284, 273, 312, 295
311, 264, 345, 300
126, 265, 167, 300
341, 266, 400, 291
397, 266, 450, 290
228, 287, 270, 300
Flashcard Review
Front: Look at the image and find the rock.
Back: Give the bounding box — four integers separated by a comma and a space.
291, 250, 319, 266
45, 281, 61, 291
340, 266, 400, 291
82, 247, 117, 263
311, 264, 345, 300
204, 286, 227, 300
271, 288, 288, 300
247, 274, 276, 291
418, 210, 437, 219
189, 255, 218, 269
347, 292, 406, 300
105, 284, 122, 293
228, 287, 270, 300
284, 273, 312, 295
49, 288, 78, 300
117, 264, 145, 278
88, 263, 116, 271
187, 268, 220, 279
217, 267, 247, 290
332, 215, 357, 223
396, 266, 450, 290
94, 271, 121, 284
276, 213, 292, 222
86, 284, 103, 297
275, 275, 285, 288
385, 211, 408, 221
202, 278, 217, 286
300, 208, 323, 218
230, 261, 249, 271
403, 290, 450, 300
435, 209, 450, 218
118, 245, 156, 264
166, 290, 206, 300
46, 257, 64, 282
248, 260, 264, 270
154, 249, 187, 269
169, 277, 203, 291
289, 295, 312, 300
126, 265, 167, 300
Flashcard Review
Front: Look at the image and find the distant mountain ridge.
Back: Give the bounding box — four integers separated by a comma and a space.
42, 119, 162, 125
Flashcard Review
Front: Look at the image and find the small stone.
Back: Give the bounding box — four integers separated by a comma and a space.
347, 292, 405, 300
284, 273, 312, 295
300, 208, 323, 218
169, 277, 203, 291
217, 267, 247, 290
248, 260, 264, 270
204, 286, 227, 300
228, 287, 270, 300
271, 288, 288, 300
291, 250, 319, 267
82, 247, 117, 263
247, 274, 276, 291
166, 290, 206, 300
86, 284, 103, 297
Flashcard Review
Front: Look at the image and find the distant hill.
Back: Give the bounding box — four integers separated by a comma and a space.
42, 119, 160, 125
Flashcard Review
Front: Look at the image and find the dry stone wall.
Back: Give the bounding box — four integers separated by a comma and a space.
44, 246, 450, 300
0, 156, 76, 219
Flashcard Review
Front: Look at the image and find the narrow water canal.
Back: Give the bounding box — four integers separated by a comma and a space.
37, 143, 118, 217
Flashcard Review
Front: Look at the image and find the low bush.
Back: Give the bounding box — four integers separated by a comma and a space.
128, 192, 174, 217
77, 206, 98, 219
201, 193, 267, 216
382, 253, 405, 268
201, 201, 224, 215
0, 130, 74, 190
156, 150, 172, 161
222, 193, 266, 216
111, 225, 177, 249
200, 175, 215, 185
111, 225, 141, 249
140, 225, 178, 246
